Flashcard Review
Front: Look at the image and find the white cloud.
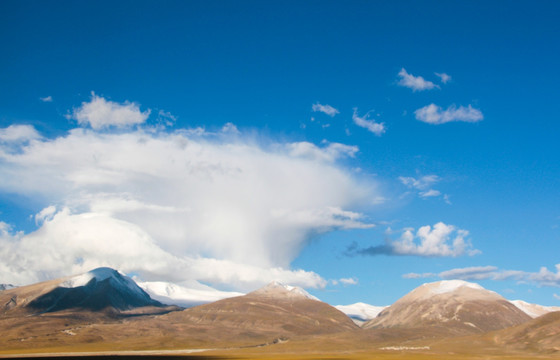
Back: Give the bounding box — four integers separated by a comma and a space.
286, 141, 359, 162
554, 293, 560, 301
435, 72, 451, 84
391, 223, 479, 257
0, 125, 42, 143
0, 207, 330, 291
70, 93, 151, 130
352, 109, 385, 136
312, 103, 339, 117
414, 103, 483, 124
339, 277, 358, 285
40, 96, 53, 102
0, 123, 376, 290
35, 205, 57, 225
397, 68, 438, 91
349, 222, 479, 258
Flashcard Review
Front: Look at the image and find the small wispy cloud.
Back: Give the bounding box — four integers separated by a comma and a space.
397, 68, 438, 91
347, 222, 479, 258
40, 96, 53, 102
352, 109, 385, 136
399, 174, 447, 201
419, 189, 441, 198
399, 175, 439, 190
156, 110, 177, 127
339, 277, 358, 285
312, 103, 339, 117
435, 72, 451, 84
415, 103, 483, 124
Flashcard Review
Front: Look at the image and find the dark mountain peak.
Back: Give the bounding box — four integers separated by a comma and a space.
27, 267, 162, 313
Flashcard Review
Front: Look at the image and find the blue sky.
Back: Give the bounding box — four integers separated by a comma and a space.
1, 0, 559, 306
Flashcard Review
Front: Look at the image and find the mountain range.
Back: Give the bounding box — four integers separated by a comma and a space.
1, 267, 559, 358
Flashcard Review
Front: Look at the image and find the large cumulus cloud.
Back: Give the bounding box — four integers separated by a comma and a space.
0, 96, 376, 291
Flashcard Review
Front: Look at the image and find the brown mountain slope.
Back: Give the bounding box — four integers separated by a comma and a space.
0, 280, 358, 353
364, 280, 531, 336
171, 281, 358, 336
490, 310, 560, 353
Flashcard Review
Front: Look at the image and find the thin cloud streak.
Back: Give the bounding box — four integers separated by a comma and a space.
404, 264, 560, 288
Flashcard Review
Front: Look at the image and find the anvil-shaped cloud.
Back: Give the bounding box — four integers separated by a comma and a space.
0, 95, 375, 291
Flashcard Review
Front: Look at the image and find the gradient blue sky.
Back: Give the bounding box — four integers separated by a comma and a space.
1, 0, 559, 306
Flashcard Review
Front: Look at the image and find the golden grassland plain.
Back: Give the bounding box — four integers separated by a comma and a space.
0, 325, 559, 360
2, 311, 560, 359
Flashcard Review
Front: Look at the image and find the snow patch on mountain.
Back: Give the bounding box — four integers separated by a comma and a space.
428, 280, 485, 295
335, 302, 387, 325
509, 300, 560, 318
251, 281, 320, 301
137, 280, 243, 307
60, 267, 146, 297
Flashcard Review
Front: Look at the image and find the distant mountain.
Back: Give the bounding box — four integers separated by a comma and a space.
509, 299, 560, 318
335, 302, 387, 326
363, 280, 531, 335
1, 267, 167, 315
490, 310, 560, 353
0, 284, 16, 291
137, 280, 244, 307
173, 281, 358, 337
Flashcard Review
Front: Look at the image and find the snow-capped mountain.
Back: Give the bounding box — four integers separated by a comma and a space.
509, 300, 560, 318
248, 280, 320, 300
364, 280, 531, 334
175, 281, 357, 336
22, 267, 163, 313
60, 267, 143, 293
137, 280, 244, 307
335, 302, 387, 325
